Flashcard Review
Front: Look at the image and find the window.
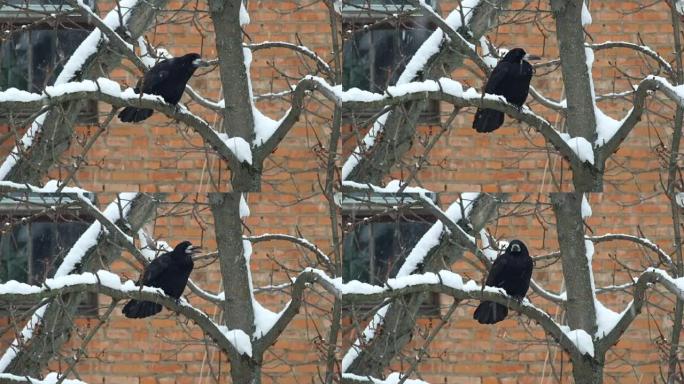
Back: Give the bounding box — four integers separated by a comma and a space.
341, 191, 440, 316
342, 0, 440, 123
0, 192, 98, 316
0, 0, 97, 122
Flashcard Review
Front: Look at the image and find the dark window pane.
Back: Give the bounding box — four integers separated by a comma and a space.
0, 28, 90, 93
343, 26, 432, 93
0, 220, 89, 284
343, 219, 432, 284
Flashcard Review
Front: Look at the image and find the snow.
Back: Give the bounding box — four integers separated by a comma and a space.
239, 0, 250, 26
218, 135, 253, 165
342, 372, 430, 384
0, 372, 88, 384
342, 305, 389, 372
677, 0, 684, 15
581, 1, 592, 26
0, 270, 165, 297
479, 229, 500, 262
478, 37, 499, 68
594, 108, 628, 147
560, 133, 594, 165
581, 194, 592, 219
219, 328, 253, 357
341, 180, 434, 195
253, 302, 283, 337
677, 192, 684, 208
595, 300, 622, 338
239, 194, 250, 218
0, 180, 90, 196
396, 193, 478, 277
562, 328, 595, 357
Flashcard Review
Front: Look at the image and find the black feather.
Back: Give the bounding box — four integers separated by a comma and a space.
122, 241, 197, 319
473, 239, 533, 324
472, 48, 534, 133
118, 53, 207, 123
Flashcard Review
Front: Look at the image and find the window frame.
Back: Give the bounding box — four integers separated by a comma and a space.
0, 192, 99, 317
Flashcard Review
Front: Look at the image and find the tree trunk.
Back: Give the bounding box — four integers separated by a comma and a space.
209, 193, 261, 382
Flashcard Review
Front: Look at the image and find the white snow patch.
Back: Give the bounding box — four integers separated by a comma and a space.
581, 1, 592, 26
219, 327, 253, 357
342, 372, 430, 384
581, 194, 592, 219
218, 135, 253, 165
595, 300, 622, 338
239, 194, 250, 218
0, 372, 88, 384
239, 1, 250, 26
677, 0, 684, 15
561, 133, 594, 165
341, 180, 434, 195
677, 193, 684, 208
562, 327, 595, 357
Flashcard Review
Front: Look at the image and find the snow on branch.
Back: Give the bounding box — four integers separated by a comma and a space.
0, 270, 247, 358
0, 78, 244, 168
246, 41, 332, 75
341, 372, 430, 384
245, 234, 333, 269
296, 268, 582, 357
0, 372, 88, 384
587, 233, 675, 272
590, 41, 675, 80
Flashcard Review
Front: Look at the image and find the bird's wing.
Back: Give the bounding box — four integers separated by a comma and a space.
483, 62, 512, 94
140, 253, 171, 285
139, 60, 173, 93
485, 254, 509, 287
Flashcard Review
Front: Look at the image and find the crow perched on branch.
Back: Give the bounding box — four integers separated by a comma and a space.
122, 241, 200, 319
118, 53, 210, 123
473, 239, 533, 324
472, 48, 539, 133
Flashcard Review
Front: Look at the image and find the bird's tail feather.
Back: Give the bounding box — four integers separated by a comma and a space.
118, 107, 153, 123
473, 301, 508, 324
122, 299, 162, 318
472, 108, 505, 133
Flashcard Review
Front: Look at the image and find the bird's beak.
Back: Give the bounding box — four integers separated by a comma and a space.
511, 244, 521, 252
187, 245, 202, 255
524, 54, 541, 61
192, 58, 210, 68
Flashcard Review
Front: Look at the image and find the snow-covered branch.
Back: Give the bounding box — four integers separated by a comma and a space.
246, 41, 332, 75
587, 233, 675, 272
0, 372, 87, 384
0, 271, 245, 359
0, 78, 244, 169
245, 233, 333, 269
